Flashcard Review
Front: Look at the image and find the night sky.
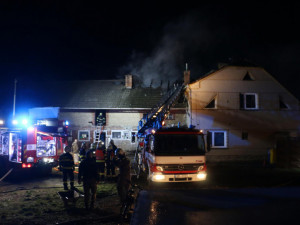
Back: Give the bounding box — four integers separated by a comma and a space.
1, 1, 300, 116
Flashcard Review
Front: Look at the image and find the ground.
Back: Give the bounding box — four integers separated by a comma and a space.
1, 159, 300, 225
0, 168, 131, 225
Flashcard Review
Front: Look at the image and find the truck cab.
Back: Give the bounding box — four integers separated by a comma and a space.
140, 127, 209, 182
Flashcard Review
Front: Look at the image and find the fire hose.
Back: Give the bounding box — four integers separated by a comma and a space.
0, 168, 13, 182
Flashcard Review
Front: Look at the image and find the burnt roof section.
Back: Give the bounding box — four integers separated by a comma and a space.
40, 79, 187, 110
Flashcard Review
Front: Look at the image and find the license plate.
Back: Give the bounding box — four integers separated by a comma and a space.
175, 174, 187, 178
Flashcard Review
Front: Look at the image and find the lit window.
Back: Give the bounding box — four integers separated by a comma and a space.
210, 131, 227, 148
112, 131, 122, 139
240, 93, 258, 110
123, 131, 130, 140
166, 114, 174, 120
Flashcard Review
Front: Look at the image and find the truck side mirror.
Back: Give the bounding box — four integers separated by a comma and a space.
206, 131, 211, 152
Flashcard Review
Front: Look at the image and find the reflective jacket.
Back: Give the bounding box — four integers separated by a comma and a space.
59, 152, 74, 170
95, 148, 106, 163
79, 148, 86, 161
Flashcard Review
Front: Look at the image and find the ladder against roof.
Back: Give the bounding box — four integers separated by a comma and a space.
137, 82, 184, 136
94, 125, 102, 143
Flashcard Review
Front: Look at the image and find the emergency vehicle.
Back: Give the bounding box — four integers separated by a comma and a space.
0, 114, 69, 174
135, 82, 211, 183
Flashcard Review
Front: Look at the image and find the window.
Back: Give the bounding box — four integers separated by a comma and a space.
243, 72, 254, 81
210, 131, 227, 148
279, 97, 289, 109
123, 131, 130, 140
240, 93, 258, 110
205, 97, 216, 109
112, 131, 122, 139
95, 110, 106, 126
242, 132, 248, 140
166, 114, 174, 120
78, 130, 90, 141
131, 132, 136, 143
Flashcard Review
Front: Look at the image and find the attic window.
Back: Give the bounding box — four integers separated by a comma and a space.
279, 98, 289, 109
243, 72, 254, 81
205, 97, 216, 109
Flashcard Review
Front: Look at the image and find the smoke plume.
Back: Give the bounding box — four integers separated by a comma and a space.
119, 11, 213, 88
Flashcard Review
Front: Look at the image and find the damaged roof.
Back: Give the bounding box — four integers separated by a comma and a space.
42, 79, 187, 110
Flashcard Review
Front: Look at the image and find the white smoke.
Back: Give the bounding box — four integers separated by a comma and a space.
120, 11, 212, 87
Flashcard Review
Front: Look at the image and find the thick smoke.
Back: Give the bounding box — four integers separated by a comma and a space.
120, 12, 213, 88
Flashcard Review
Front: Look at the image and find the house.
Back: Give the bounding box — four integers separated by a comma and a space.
186, 64, 300, 162
40, 75, 187, 151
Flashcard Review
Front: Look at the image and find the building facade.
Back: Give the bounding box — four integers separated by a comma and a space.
50, 75, 187, 151
186, 65, 300, 162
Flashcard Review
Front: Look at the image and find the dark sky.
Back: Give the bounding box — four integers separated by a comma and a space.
1, 1, 300, 116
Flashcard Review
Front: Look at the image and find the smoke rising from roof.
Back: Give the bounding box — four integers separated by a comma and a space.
120, 12, 211, 88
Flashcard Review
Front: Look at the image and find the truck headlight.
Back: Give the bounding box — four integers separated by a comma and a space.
153, 173, 165, 181
197, 173, 207, 180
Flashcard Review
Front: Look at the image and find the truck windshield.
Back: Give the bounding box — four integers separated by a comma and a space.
154, 134, 206, 156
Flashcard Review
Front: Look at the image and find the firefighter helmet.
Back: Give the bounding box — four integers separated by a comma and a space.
64, 145, 71, 153
86, 149, 94, 158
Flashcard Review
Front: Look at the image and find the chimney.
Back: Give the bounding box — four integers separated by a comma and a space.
125, 74, 133, 89
184, 63, 190, 85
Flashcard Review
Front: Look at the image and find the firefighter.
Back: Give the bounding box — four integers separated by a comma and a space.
59, 146, 75, 190
95, 142, 106, 181
79, 142, 87, 163
113, 148, 131, 205
106, 139, 117, 180
78, 149, 100, 210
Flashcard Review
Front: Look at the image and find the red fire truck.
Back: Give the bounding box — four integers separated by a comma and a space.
0, 118, 69, 174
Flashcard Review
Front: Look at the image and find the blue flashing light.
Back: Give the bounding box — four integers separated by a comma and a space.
65, 120, 69, 126
28, 126, 34, 132
12, 119, 18, 125
22, 119, 28, 125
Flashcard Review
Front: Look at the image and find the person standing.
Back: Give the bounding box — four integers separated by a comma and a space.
78, 150, 100, 210
79, 142, 87, 163
113, 148, 131, 205
59, 146, 75, 190
95, 142, 106, 181
71, 139, 79, 166
106, 139, 117, 180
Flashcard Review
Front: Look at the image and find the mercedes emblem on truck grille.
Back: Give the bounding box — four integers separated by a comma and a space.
178, 164, 184, 170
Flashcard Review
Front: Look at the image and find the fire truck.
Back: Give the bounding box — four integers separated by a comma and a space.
135, 83, 211, 183
0, 112, 69, 174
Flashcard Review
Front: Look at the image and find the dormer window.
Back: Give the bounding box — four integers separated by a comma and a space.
205, 96, 217, 109
279, 97, 289, 109
243, 72, 254, 81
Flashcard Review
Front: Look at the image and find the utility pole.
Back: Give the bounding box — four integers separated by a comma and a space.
13, 79, 17, 119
